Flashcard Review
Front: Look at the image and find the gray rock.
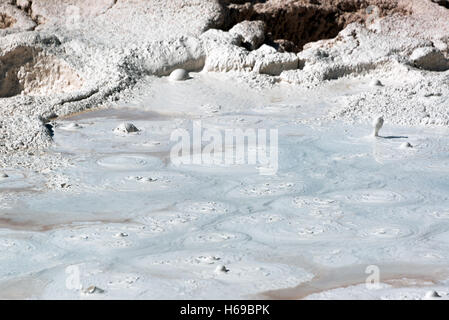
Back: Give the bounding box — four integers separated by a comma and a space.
114, 123, 139, 134
229, 20, 265, 51
410, 47, 449, 71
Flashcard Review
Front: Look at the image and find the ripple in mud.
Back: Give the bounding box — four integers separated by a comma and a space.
371, 139, 417, 164
206, 115, 265, 129
226, 213, 286, 226
292, 196, 344, 218
96, 155, 162, 170
102, 171, 196, 192
293, 220, 350, 241
333, 189, 404, 204
251, 103, 302, 114
49, 224, 145, 250
431, 211, 449, 219
357, 225, 414, 239
218, 212, 346, 243
228, 181, 300, 198
136, 211, 200, 230
293, 196, 338, 208
58, 123, 83, 131
297, 225, 325, 237
266, 196, 344, 219
183, 231, 249, 246
175, 200, 235, 215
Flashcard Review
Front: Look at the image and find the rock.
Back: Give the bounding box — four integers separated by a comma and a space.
204, 45, 256, 72
273, 39, 296, 53
114, 122, 139, 134
200, 29, 242, 51
205, 41, 298, 75
424, 290, 441, 299
169, 69, 189, 81
203, 34, 297, 75
410, 47, 449, 72
214, 265, 229, 274
83, 285, 105, 295
200, 103, 221, 114
0, 2, 36, 31
252, 45, 299, 76
256, 44, 277, 55
135, 176, 157, 182
229, 20, 265, 51
371, 79, 383, 87
138, 37, 205, 76
0, 173, 8, 178
16, 0, 31, 10
115, 232, 128, 237
399, 142, 413, 149
196, 255, 220, 264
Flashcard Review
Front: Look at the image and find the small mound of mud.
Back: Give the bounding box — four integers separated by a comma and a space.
169, 69, 190, 81
221, 0, 410, 52
114, 122, 140, 134
0, 46, 84, 98
0, 13, 16, 29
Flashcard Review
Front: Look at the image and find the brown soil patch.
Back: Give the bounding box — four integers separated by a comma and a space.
220, 0, 411, 52
0, 12, 16, 29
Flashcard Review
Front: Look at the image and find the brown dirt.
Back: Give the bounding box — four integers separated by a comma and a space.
0, 12, 16, 29
220, 0, 411, 52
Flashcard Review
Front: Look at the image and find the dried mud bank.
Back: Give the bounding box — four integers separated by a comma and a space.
0, 0, 448, 166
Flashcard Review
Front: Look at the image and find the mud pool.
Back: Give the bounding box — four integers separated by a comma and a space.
1, 73, 449, 299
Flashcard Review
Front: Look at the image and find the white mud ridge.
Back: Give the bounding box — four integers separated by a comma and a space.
1, 0, 449, 299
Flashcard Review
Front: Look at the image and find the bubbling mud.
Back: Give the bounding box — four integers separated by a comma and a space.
2, 75, 449, 299
96, 155, 161, 170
